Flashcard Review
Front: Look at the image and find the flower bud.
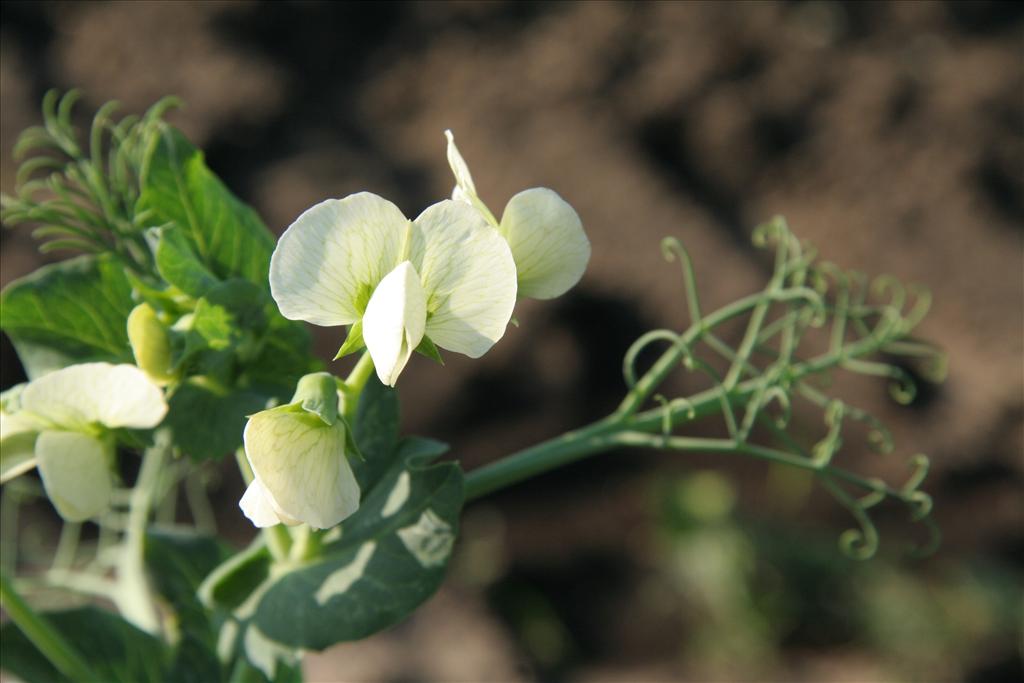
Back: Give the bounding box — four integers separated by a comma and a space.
127, 303, 176, 385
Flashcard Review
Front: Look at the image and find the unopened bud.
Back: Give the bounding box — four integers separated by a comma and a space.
127, 303, 176, 386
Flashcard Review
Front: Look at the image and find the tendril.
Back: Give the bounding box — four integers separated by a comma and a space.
872, 274, 907, 318
811, 400, 845, 467
661, 237, 702, 328
618, 221, 943, 559
901, 284, 932, 334
622, 330, 690, 390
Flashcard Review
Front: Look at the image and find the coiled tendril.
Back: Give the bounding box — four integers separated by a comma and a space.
614, 217, 945, 559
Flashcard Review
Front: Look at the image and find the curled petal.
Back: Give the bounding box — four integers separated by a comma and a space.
445, 129, 478, 201
20, 363, 167, 430
1, 414, 39, 483
363, 261, 427, 387
270, 192, 409, 326
243, 406, 360, 529
35, 430, 112, 522
240, 479, 299, 528
412, 200, 517, 358
444, 130, 499, 226
500, 188, 590, 299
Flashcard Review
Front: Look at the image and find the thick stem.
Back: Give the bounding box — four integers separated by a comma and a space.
344, 352, 375, 395
465, 282, 905, 503
116, 432, 169, 633
464, 418, 623, 501
1, 573, 97, 681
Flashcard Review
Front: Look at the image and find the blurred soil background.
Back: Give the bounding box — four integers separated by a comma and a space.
1, 1, 1022, 681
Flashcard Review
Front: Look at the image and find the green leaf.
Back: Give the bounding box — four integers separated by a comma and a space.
198, 540, 273, 613
252, 436, 462, 649
415, 335, 444, 365
154, 224, 220, 297
333, 321, 364, 360
227, 658, 303, 683
0, 254, 134, 377
165, 379, 269, 461
138, 126, 274, 288
174, 279, 269, 375
246, 314, 320, 396
350, 374, 399, 492
145, 528, 231, 683
191, 298, 235, 350
145, 528, 230, 630
0, 607, 168, 683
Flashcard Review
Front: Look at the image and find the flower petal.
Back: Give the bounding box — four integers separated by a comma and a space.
499, 188, 590, 299
270, 193, 409, 327
20, 363, 168, 430
362, 261, 427, 387
412, 200, 517, 358
444, 130, 499, 226
0, 411, 39, 483
445, 130, 478, 201
35, 430, 112, 522
239, 479, 298, 528
243, 406, 360, 529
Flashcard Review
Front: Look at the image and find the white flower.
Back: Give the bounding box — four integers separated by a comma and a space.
445, 130, 591, 300
0, 363, 168, 521
269, 193, 517, 386
239, 398, 359, 530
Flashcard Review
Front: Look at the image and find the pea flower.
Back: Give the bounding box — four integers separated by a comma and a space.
0, 363, 168, 522
445, 130, 591, 300
269, 193, 517, 386
239, 372, 360, 529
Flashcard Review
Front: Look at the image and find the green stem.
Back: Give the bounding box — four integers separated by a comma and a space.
117, 432, 169, 633
465, 283, 904, 503
345, 352, 375, 394
339, 351, 375, 421
0, 572, 97, 681
464, 418, 623, 501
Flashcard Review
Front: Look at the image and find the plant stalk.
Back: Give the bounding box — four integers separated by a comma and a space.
0, 572, 97, 681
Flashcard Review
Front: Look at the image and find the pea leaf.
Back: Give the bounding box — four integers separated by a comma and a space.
145, 528, 230, 631
252, 435, 462, 648
165, 379, 269, 461
145, 529, 231, 683
0, 607, 168, 683
350, 375, 399, 491
201, 380, 462, 654
0, 254, 134, 378
154, 224, 220, 298
138, 126, 274, 288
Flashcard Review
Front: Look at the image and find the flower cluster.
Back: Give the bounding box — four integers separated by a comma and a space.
0, 363, 168, 521
269, 130, 590, 387
240, 131, 591, 528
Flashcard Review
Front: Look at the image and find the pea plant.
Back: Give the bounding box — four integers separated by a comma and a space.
0, 92, 945, 682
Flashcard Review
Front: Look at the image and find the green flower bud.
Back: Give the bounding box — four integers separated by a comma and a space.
127, 303, 176, 386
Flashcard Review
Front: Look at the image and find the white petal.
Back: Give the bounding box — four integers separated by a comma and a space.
20, 363, 168, 430
362, 261, 427, 387
270, 193, 409, 327
445, 130, 477, 200
445, 130, 499, 226
243, 407, 360, 530
0, 411, 39, 483
35, 430, 112, 522
412, 200, 517, 358
499, 188, 590, 299
239, 479, 298, 528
